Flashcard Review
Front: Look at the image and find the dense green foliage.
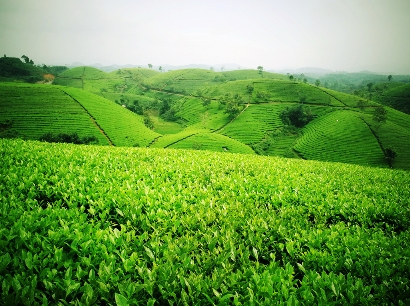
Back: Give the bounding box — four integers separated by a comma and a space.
1, 138, 410, 305
0, 56, 68, 83
372, 83, 410, 115
0, 57, 45, 83
279, 105, 313, 128
39, 132, 98, 145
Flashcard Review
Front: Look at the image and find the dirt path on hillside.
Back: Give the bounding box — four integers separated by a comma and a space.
60, 89, 114, 146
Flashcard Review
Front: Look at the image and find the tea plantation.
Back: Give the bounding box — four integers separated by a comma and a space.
1, 138, 409, 305
39, 66, 410, 170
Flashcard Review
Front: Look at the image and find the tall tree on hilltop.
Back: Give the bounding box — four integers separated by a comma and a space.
257, 66, 263, 78
148, 63, 152, 69
388, 75, 392, 82
21, 55, 29, 63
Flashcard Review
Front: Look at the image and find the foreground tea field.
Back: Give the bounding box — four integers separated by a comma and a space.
1, 138, 409, 305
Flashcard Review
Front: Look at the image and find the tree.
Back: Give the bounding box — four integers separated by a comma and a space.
143, 114, 154, 129
367, 82, 373, 91
357, 99, 367, 110
128, 100, 143, 115
315, 79, 320, 87
21, 55, 29, 63
289, 75, 294, 81
257, 66, 263, 77
246, 84, 254, 98
225, 101, 242, 119
201, 97, 211, 108
224, 94, 244, 119
384, 147, 397, 168
159, 66, 162, 72
388, 75, 392, 82
280, 104, 313, 128
148, 64, 152, 69
373, 106, 387, 124
303, 78, 307, 83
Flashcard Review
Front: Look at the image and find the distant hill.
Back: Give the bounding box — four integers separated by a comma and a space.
3, 65, 410, 170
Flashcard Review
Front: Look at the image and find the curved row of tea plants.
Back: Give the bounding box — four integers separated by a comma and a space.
0, 83, 109, 144
1, 138, 409, 305
61, 87, 160, 147
294, 110, 385, 167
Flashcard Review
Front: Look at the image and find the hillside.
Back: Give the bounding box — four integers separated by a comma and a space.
0, 83, 159, 146
1, 138, 409, 304
4, 65, 410, 170
372, 83, 410, 115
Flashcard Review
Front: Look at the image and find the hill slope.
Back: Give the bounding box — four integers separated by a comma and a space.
0, 83, 159, 146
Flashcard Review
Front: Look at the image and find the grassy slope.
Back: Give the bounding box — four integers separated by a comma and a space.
373, 83, 410, 114
0, 83, 109, 144
0, 82, 160, 147
61, 87, 160, 147
1, 138, 409, 304
294, 110, 385, 167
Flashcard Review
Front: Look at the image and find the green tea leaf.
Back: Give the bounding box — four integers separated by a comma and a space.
0, 253, 11, 272
115, 293, 129, 306
144, 246, 155, 261
66, 282, 80, 297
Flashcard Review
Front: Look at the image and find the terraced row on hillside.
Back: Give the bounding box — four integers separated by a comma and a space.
60, 87, 160, 147
0, 83, 109, 145
0, 83, 159, 147
294, 110, 385, 167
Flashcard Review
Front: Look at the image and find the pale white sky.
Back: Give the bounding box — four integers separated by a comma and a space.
0, 0, 409, 73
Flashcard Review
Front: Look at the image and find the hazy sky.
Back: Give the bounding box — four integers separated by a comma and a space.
1, 0, 409, 73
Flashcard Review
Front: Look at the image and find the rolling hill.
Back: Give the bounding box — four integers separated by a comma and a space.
0, 83, 159, 147
2, 66, 410, 170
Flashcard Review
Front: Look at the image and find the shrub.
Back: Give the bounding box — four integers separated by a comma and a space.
39, 132, 98, 144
